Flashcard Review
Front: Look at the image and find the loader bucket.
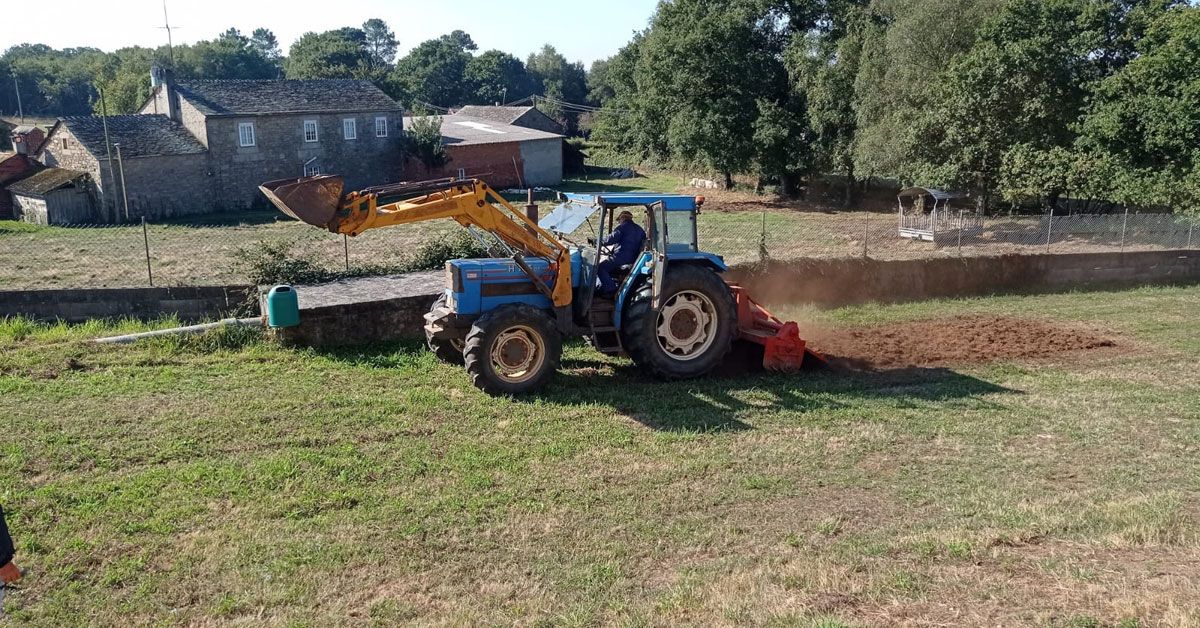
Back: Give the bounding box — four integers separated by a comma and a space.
259, 175, 345, 230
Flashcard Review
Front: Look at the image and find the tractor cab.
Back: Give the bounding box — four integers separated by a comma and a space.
542, 193, 725, 322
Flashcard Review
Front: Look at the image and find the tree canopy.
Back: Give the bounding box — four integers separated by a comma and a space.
5, 6, 1200, 214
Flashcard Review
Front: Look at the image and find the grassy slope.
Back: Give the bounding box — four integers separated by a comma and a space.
2, 292, 1199, 624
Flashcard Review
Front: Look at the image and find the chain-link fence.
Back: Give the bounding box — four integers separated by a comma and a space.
1, 209, 1196, 290
700, 210, 1199, 266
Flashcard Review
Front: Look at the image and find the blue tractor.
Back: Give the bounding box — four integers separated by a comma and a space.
261, 176, 820, 395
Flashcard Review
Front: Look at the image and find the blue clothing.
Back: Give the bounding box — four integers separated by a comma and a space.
597, 258, 622, 296
596, 221, 646, 296
603, 221, 647, 266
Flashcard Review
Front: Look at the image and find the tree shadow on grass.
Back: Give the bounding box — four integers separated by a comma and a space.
541, 354, 1018, 433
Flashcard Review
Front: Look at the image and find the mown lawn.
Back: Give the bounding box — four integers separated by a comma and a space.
2, 285, 1199, 626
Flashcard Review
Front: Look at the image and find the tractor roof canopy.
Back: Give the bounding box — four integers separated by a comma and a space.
560, 192, 701, 211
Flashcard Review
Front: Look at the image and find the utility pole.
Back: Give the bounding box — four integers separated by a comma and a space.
115, 142, 131, 222
99, 87, 119, 222
158, 1, 179, 66
11, 71, 23, 122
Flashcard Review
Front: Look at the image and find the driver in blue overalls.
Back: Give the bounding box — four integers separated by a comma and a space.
597, 210, 647, 298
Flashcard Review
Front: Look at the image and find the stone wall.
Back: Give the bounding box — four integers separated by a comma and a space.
206, 111, 404, 210
0, 285, 255, 323
140, 86, 209, 146
105, 153, 215, 219
268, 251, 1200, 349
40, 125, 125, 223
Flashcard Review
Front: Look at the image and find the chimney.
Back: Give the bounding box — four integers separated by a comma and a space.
149, 64, 180, 121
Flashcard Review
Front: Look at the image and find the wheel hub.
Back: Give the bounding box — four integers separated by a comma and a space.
490, 326, 545, 383
656, 290, 717, 361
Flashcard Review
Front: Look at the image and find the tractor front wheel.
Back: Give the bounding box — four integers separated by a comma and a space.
621, 264, 737, 379
463, 304, 562, 395
425, 294, 465, 365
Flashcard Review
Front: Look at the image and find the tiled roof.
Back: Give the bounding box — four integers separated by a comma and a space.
6, 167, 88, 196
59, 114, 206, 159
174, 79, 402, 116
403, 114, 564, 147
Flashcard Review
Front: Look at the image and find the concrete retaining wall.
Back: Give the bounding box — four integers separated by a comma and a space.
726, 250, 1200, 307
0, 285, 255, 323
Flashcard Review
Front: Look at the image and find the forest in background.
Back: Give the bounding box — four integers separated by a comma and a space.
2, 0, 1198, 213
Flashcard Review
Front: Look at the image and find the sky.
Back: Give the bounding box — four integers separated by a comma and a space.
0, 0, 659, 68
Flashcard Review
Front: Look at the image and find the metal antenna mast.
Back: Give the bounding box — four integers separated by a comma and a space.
158, 1, 180, 64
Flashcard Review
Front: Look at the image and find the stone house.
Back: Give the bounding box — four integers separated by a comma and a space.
39, 114, 208, 222
35, 69, 405, 222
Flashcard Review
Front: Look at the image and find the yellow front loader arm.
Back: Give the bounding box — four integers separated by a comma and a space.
260, 177, 574, 308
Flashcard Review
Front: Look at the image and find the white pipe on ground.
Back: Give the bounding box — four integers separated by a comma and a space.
93, 317, 264, 345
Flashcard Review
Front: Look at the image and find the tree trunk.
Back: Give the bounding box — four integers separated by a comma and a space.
779, 172, 797, 197
723, 171, 734, 190
843, 161, 857, 209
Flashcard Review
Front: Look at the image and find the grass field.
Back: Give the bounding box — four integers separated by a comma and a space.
2, 285, 1199, 625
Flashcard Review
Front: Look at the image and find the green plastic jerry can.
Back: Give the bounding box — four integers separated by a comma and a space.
266, 285, 300, 328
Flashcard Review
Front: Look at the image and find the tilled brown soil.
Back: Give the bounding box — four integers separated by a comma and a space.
804, 315, 1118, 370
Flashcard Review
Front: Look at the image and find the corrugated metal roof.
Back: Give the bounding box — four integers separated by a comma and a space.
6, 167, 87, 196
898, 187, 964, 201
404, 114, 564, 147
455, 106, 537, 125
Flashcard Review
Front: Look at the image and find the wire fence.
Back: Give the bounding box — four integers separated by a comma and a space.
0, 209, 1196, 290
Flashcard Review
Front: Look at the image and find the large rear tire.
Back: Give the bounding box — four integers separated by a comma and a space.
463, 304, 562, 395
425, 294, 465, 365
621, 265, 737, 379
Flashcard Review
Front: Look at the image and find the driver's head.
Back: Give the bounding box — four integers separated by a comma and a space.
617, 210, 634, 224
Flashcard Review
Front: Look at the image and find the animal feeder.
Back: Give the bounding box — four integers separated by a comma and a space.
897, 187, 982, 242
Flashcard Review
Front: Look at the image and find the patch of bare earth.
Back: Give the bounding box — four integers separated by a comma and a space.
806, 314, 1119, 370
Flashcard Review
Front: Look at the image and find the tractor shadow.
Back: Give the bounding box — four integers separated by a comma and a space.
544, 353, 1018, 433
309, 341, 1017, 435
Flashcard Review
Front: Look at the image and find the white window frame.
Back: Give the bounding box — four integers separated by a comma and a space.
375, 116, 388, 138
238, 122, 256, 147
342, 118, 357, 140
303, 120, 319, 143
303, 162, 320, 177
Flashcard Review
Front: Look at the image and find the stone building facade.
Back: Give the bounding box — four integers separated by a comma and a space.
34, 70, 405, 222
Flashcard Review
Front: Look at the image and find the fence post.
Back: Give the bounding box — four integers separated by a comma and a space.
141, 216, 153, 287
862, 212, 870, 259
758, 209, 768, 263
343, 234, 350, 271
957, 210, 964, 257
1045, 210, 1054, 252
1188, 222, 1194, 250
1120, 207, 1129, 252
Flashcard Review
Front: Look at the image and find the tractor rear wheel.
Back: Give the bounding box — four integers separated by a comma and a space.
620, 264, 736, 379
425, 294, 465, 365
463, 304, 562, 395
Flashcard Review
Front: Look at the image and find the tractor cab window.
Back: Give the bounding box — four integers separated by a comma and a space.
647, 208, 697, 253
663, 209, 697, 252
